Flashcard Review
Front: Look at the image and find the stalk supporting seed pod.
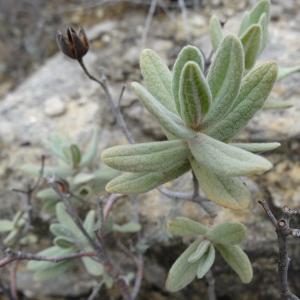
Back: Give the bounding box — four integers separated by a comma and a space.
56, 26, 89, 60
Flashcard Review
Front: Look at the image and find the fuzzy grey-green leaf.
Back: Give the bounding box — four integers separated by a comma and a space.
258, 13, 268, 53
206, 222, 246, 245
165, 240, 200, 292
106, 160, 190, 194
189, 133, 272, 176
172, 45, 205, 112
241, 25, 262, 70
209, 15, 223, 50
179, 62, 211, 130
132, 82, 196, 139
0, 220, 13, 232
190, 158, 251, 210
277, 66, 300, 81
188, 240, 211, 263
204, 35, 244, 128
216, 244, 253, 283
82, 257, 104, 276
80, 128, 99, 167
102, 140, 189, 172
231, 142, 280, 153
168, 217, 208, 237
140, 49, 176, 112
197, 244, 215, 279
206, 61, 278, 141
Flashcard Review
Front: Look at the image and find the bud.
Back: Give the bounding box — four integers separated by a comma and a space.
56, 26, 89, 60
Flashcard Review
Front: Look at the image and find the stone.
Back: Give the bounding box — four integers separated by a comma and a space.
44, 96, 67, 117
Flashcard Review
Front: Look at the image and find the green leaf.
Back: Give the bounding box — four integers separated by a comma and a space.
81, 257, 104, 276
105, 160, 190, 194
168, 217, 208, 237
140, 49, 176, 113
206, 61, 278, 142
197, 244, 215, 279
165, 240, 200, 292
188, 240, 211, 263
206, 222, 246, 245
132, 82, 196, 139
209, 15, 223, 50
69, 144, 81, 168
37, 188, 60, 202
179, 62, 211, 130
83, 210, 96, 237
231, 142, 280, 153
48, 134, 71, 163
204, 35, 244, 128
21, 164, 73, 177
172, 45, 205, 113
27, 246, 76, 271
239, 12, 251, 37
113, 222, 141, 233
50, 223, 77, 241
54, 237, 75, 248
190, 158, 251, 210
216, 244, 253, 283
189, 133, 272, 177
80, 128, 100, 167
258, 13, 268, 53
34, 262, 73, 281
0, 220, 14, 232
102, 140, 189, 172
241, 25, 262, 70
263, 101, 293, 109
277, 66, 300, 81
55, 203, 81, 238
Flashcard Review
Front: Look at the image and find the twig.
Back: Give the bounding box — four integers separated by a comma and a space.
205, 270, 217, 300
77, 58, 134, 144
0, 250, 96, 268
9, 262, 18, 300
140, 0, 158, 49
131, 254, 144, 300
87, 281, 104, 300
258, 199, 300, 300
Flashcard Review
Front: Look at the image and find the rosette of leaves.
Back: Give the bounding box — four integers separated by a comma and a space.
165, 217, 252, 292
22, 129, 119, 212
27, 202, 141, 281
102, 28, 279, 209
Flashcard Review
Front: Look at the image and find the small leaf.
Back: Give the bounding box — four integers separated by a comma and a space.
54, 237, 75, 248
132, 82, 196, 139
50, 223, 77, 241
216, 244, 253, 283
277, 66, 300, 81
70, 144, 81, 168
37, 188, 60, 202
168, 217, 208, 237
209, 15, 223, 50
83, 210, 96, 237
140, 49, 176, 113
172, 45, 205, 112
190, 158, 251, 210
113, 222, 141, 233
34, 261, 73, 281
106, 160, 190, 194
189, 133, 272, 177
81, 257, 104, 276
80, 128, 100, 167
165, 240, 200, 292
188, 240, 211, 263
0, 220, 14, 232
102, 140, 189, 173
197, 244, 216, 279
231, 142, 280, 153
258, 13, 268, 53
204, 35, 244, 128
241, 25, 262, 70
263, 100, 293, 109
179, 62, 211, 130
206, 222, 246, 245
206, 62, 278, 142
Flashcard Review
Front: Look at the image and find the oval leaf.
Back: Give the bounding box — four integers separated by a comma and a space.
206, 62, 278, 142
231, 142, 280, 153
172, 45, 205, 113
132, 82, 196, 139
140, 49, 176, 113
204, 35, 244, 128
189, 133, 272, 177
209, 15, 223, 50
216, 244, 253, 283
101, 140, 189, 172
179, 62, 212, 130
206, 222, 246, 245
188, 240, 211, 263
166, 240, 200, 292
81, 257, 104, 276
190, 158, 251, 210
168, 217, 208, 237
197, 244, 216, 279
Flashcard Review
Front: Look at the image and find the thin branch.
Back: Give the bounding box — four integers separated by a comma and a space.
9, 262, 18, 300
205, 270, 217, 300
258, 199, 300, 300
131, 254, 144, 300
140, 0, 158, 49
77, 58, 134, 144
0, 250, 96, 268
87, 281, 104, 300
